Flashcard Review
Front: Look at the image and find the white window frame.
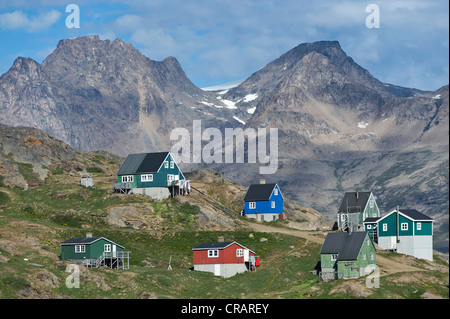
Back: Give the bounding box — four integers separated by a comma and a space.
208, 250, 219, 258
249, 202, 256, 209
367, 224, 372, 229
141, 174, 153, 182
236, 249, 243, 257
383, 223, 388, 232
370, 253, 374, 261
274, 188, 278, 196
271, 201, 275, 209
121, 175, 133, 183
164, 161, 169, 168
362, 253, 366, 261
416, 222, 421, 230
331, 254, 338, 261
401, 223, 408, 231
366, 239, 370, 247
104, 244, 111, 252
170, 161, 174, 169
75, 245, 85, 253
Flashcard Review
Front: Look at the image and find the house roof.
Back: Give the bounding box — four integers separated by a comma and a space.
60, 237, 125, 248
117, 152, 170, 175
364, 217, 380, 223
192, 241, 255, 253
337, 191, 372, 213
377, 209, 433, 223
320, 232, 371, 261
400, 209, 433, 221
244, 183, 280, 201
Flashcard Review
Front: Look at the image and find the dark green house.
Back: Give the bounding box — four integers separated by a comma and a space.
320, 231, 376, 281
60, 235, 129, 269
114, 151, 188, 200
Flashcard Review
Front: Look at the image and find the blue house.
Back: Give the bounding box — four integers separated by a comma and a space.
243, 182, 283, 221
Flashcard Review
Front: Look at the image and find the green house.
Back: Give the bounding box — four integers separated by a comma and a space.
320, 231, 376, 281
60, 235, 129, 269
114, 151, 188, 200
337, 190, 380, 231
377, 209, 433, 261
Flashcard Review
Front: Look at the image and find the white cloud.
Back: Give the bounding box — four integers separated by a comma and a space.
0, 10, 61, 32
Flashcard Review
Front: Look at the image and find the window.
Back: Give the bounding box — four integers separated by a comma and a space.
170, 161, 174, 169
164, 161, 169, 168
331, 254, 338, 261
367, 224, 372, 229
369, 199, 374, 208
401, 223, 408, 231
122, 175, 133, 183
167, 174, 174, 183
383, 223, 388, 232
141, 174, 153, 182
208, 250, 218, 258
366, 239, 370, 246
236, 249, 243, 257
271, 201, 275, 209
341, 214, 347, 222
417, 222, 421, 230
75, 245, 85, 253
104, 244, 111, 252
370, 253, 374, 261
362, 254, 366, 261
274, 188, 278, 196
249, 202, 256, 209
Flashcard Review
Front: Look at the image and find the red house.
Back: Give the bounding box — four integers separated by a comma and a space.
192, 240, 258, 278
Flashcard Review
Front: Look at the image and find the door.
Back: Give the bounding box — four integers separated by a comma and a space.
244, 249, 249, 262
112, 244, 117, 258
214, 264, 220, 276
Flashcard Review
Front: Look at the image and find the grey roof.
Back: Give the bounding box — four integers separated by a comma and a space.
400, 209, 433, 221
117, 152, 169, 175
364, 217, 380, 223
192, 241, 255, 253
337, 191, 372, 213
320, 232, 370, 261
60, 237, 124, 248
244, 183, 279, 201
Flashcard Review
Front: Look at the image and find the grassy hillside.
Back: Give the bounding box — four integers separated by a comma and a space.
0, 161, 448, 300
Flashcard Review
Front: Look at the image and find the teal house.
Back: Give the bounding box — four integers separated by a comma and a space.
337, 190, 380, 231
60, 234, 129, 269
320, 231, 376, 281
377, 209, 433, 261
114, 151, 188, 200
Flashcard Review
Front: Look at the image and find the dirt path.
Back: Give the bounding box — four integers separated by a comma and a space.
245, 220, 427, 277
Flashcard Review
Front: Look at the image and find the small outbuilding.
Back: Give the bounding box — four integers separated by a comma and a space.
192, 239, 258, 278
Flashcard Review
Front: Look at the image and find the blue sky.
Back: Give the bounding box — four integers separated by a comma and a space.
0, 0, 448, 91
